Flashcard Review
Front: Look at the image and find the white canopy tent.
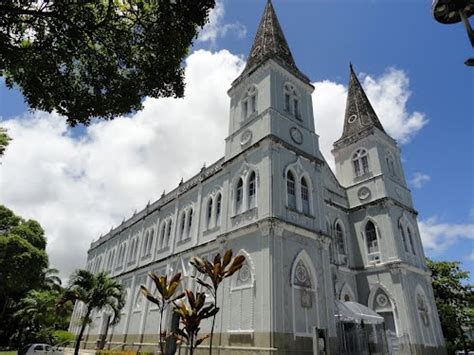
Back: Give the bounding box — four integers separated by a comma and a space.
335, 301, 384, 324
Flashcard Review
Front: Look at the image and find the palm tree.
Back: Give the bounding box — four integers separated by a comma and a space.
41, 267, 63, 292
60, 270, 124, 355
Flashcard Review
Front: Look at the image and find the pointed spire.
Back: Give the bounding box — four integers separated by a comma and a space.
236, 0, 309, 84
339, 64, 386, 141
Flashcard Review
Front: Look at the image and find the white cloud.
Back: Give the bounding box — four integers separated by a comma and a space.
410, 172, 431, 189
418, 217, 474, 254
198, 1, 247, 47
0, 49, 429, 280
313, 68, 428, 167
0, 49, 244, 279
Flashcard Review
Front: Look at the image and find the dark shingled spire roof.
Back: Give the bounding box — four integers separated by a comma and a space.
339, 64, 386, 140
234, 0, 310, 85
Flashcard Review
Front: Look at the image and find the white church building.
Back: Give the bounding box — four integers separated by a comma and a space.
70, 1, 446, 354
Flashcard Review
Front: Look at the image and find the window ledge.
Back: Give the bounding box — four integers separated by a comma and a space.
240, 112, 258, 127
156, 246, 170, 254
231, 207, 258, 227
176, 237, 192, 246
354, 171, 373, 182
286, 206, 315, 219
228, 329, 254, 334
203, 225, 221, 236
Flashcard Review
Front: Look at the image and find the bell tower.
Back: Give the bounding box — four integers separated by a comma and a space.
332, 64, 411, 210
224, 0, 322, 162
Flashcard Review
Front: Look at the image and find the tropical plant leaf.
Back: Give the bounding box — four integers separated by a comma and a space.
195, 334, 210, 347
223, 249, 233, 268
193, 277, 212, 291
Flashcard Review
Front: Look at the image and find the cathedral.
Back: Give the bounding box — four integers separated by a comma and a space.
69, 1, 446, 354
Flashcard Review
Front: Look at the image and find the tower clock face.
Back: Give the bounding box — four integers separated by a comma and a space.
290, 127, 303, 145
240, 130, 253, 146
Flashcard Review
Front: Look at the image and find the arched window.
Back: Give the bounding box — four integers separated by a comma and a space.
242, 86, 257, 119
206, 198, 213, 229
365, 221, 380, 263
287, 170, 296, 209
335, 222, 346, 255
417, 293, 430, 327
235, 178, 243, 213
128, 240, 134, 263
407, 227, 416, 255
291, 255, 316, 335
386, 152, 397, 176
142, 231, 149, 256
326, 220, 335, 263
301, 177, 310, 214
415, 286, 437, 345
166, 220, 172, 245
127, 241, 133, 263
400, 224, 409, 253
180, 212, 186, 239
248, 171, 256, 209
352, 149, 369, 177
229, 252, 255, 332
149, 229, 154, 252
284, 83, 300, 119
371, 287, 397, 335
133, 238, 139, 261
159, 223, 166, 249
215, 193, 222, 225
187, 209, 193, 236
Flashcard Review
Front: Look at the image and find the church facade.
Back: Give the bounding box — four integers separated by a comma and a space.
69, 2, 446, 354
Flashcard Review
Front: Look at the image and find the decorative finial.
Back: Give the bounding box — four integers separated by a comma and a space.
147, 200, 150, 207
201, 162, 206, 172
161, 190, 166, 197
179, 178, 183, 185
133, 209, 137, 215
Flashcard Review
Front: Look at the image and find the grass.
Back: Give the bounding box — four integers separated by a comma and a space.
0, 351, 18, 355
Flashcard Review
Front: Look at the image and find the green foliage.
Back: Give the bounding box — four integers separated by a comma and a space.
0, 206, 71, 349
51, 330, 75, 345
427, 258, 473, 354
0, 0, 216, 126
61, 270, 125, 355
12, 289, 71, 345
0, 205, 22, 232
0, 127, 11, 157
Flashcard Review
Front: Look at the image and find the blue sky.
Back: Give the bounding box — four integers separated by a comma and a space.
0, 0, 472, 278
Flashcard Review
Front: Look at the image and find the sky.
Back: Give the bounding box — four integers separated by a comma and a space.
0, 0, 473, 281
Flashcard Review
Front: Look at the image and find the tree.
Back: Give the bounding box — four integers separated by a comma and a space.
13, 289, 70, 345
60, 270, 124, 355
0, 205, 49, 347
0, 127, 11, 157
0, 0, 216, 126
427, 258, 473, 354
